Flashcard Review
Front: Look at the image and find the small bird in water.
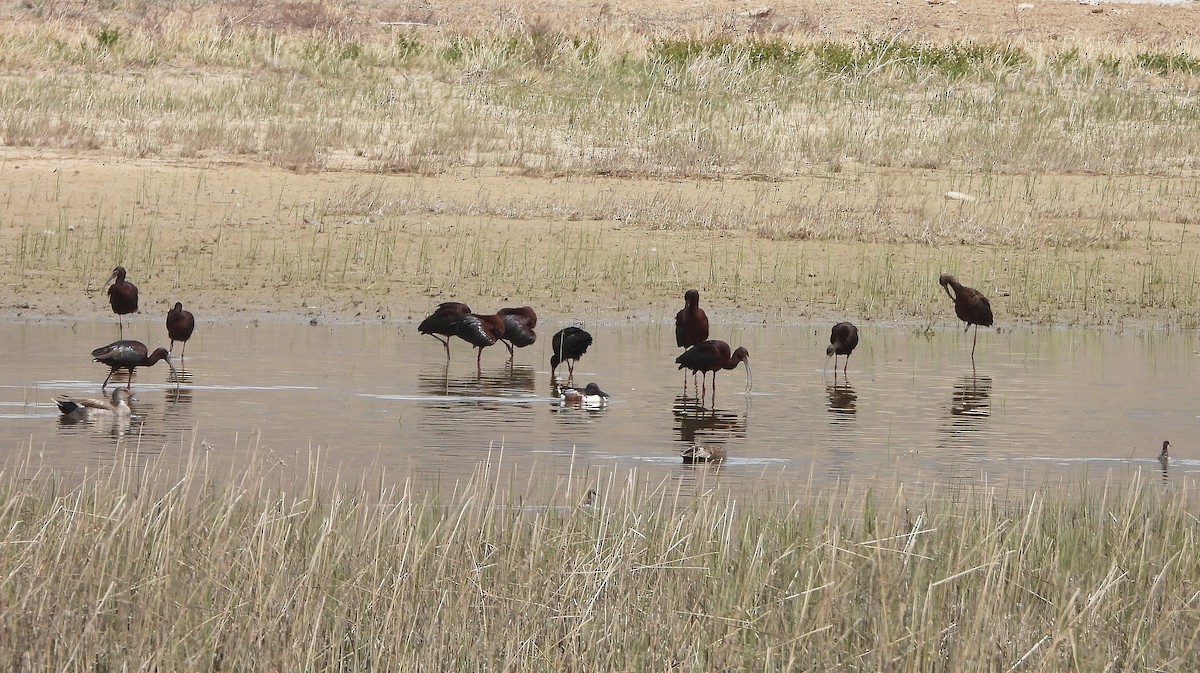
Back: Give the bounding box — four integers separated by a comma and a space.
54, 388, 133, 421
939, 273, 994, 359
550, 326, 593, 383
826, 321, 859, 374
1159, 440, 1171, 462
559, 382, 609, 405
105, 266, 139, 337
418, 302, 473, 361
92, 340, 176, 390
681, 444, 726, 464
496, 306, 538, 358
166, 302, 195, 359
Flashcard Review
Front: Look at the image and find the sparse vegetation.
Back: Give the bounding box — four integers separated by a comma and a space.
1, 450, 1197, 671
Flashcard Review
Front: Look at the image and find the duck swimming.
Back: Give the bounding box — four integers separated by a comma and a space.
559, 382, 609, 405
54, 388, 133, 421
681, 444, 726, 464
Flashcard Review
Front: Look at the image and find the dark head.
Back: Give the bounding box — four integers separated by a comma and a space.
826, 344, 836, 357
684, 289, 700, 307
731, 347, 752, 391
150, 348, 177, 374
582, 383, 609, 398
171, 301, 183, 314
107, 266, 127, 286
1160, 440, 1171, 458
938, 273, 959, 299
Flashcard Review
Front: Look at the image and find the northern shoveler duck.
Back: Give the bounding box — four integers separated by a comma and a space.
560, 382, 609, 405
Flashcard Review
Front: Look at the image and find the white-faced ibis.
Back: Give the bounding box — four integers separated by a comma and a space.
826, 321, 859, 374
54, 388, 133, 420
418, 302, 472, 360
497, 306, 538, 358
939, 273, 993, 358
166, 302, 195, 358
681, 444, 726, 464
92, 340, 176, 390
675, 289, 710, 348
560, 382, 609, 405
675, 340, 752, 398
550, 326, 593, 383
1160, 440, 1171, 462
106, 266, 139, 337
452, 313, 507, 369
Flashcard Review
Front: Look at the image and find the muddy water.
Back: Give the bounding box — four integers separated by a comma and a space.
1, 320, 1196, 497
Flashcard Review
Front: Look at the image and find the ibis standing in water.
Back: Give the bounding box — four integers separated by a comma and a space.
675, 289, 709, 348
105, 266, 138, 337
166, 302, 195, 359
497, 306, 537, 359
675, 340, 752, 399
939, 273, 993, 358
452, 313, 507, 370
675, 289, 710, 387
418, 302, 472, 361
92, 340, 176, 390
826, 321, 859, 374
550, 326, 593, 383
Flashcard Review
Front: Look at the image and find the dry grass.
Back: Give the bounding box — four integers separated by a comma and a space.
1, 448, 1198, 670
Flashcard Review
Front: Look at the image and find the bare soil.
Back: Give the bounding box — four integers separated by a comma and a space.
2, 0, 1199, 327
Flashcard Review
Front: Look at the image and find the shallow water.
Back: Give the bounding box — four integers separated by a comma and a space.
1, 320, 1196, 497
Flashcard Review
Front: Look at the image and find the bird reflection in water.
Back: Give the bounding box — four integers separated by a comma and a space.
673, 395, 747, 447
826, 374, 857, 424
941, 374, 992, 447
418, 363, 537, 400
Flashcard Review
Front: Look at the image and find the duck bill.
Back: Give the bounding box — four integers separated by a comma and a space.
743, 359, 753, 392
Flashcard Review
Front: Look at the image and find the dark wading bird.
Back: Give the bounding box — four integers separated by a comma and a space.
105, 266, 139, 337
166, 302, 195, 359
550, 326, 593, 383
675, 289, 710, 348
675, 340, 752, 399
55, 388, 133, 421
497, 306, 538, 358
675, 289, 710, 386
92, 340, 176, 390
452, 313, 507, 369
1159, 440, 1171, 462
826, 321, 859, 374
418, 302, 472, 360
939, 273, 993, 358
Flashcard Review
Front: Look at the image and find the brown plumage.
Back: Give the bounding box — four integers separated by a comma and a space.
826, 321, 859, 374
497, 306, 538, 358
453, 313, 507, 369
681, 444, 726, 464
550, 326, 592, 383
105, 266, 138, 337
939, 273, 993, 358
418, 302, 472, 360
166, 302, 195, 358
675, 289, 709, 348
92, 340, 176, 390
675, 340, 752, 398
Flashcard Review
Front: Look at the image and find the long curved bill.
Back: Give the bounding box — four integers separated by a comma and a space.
743, 359, 753, 392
